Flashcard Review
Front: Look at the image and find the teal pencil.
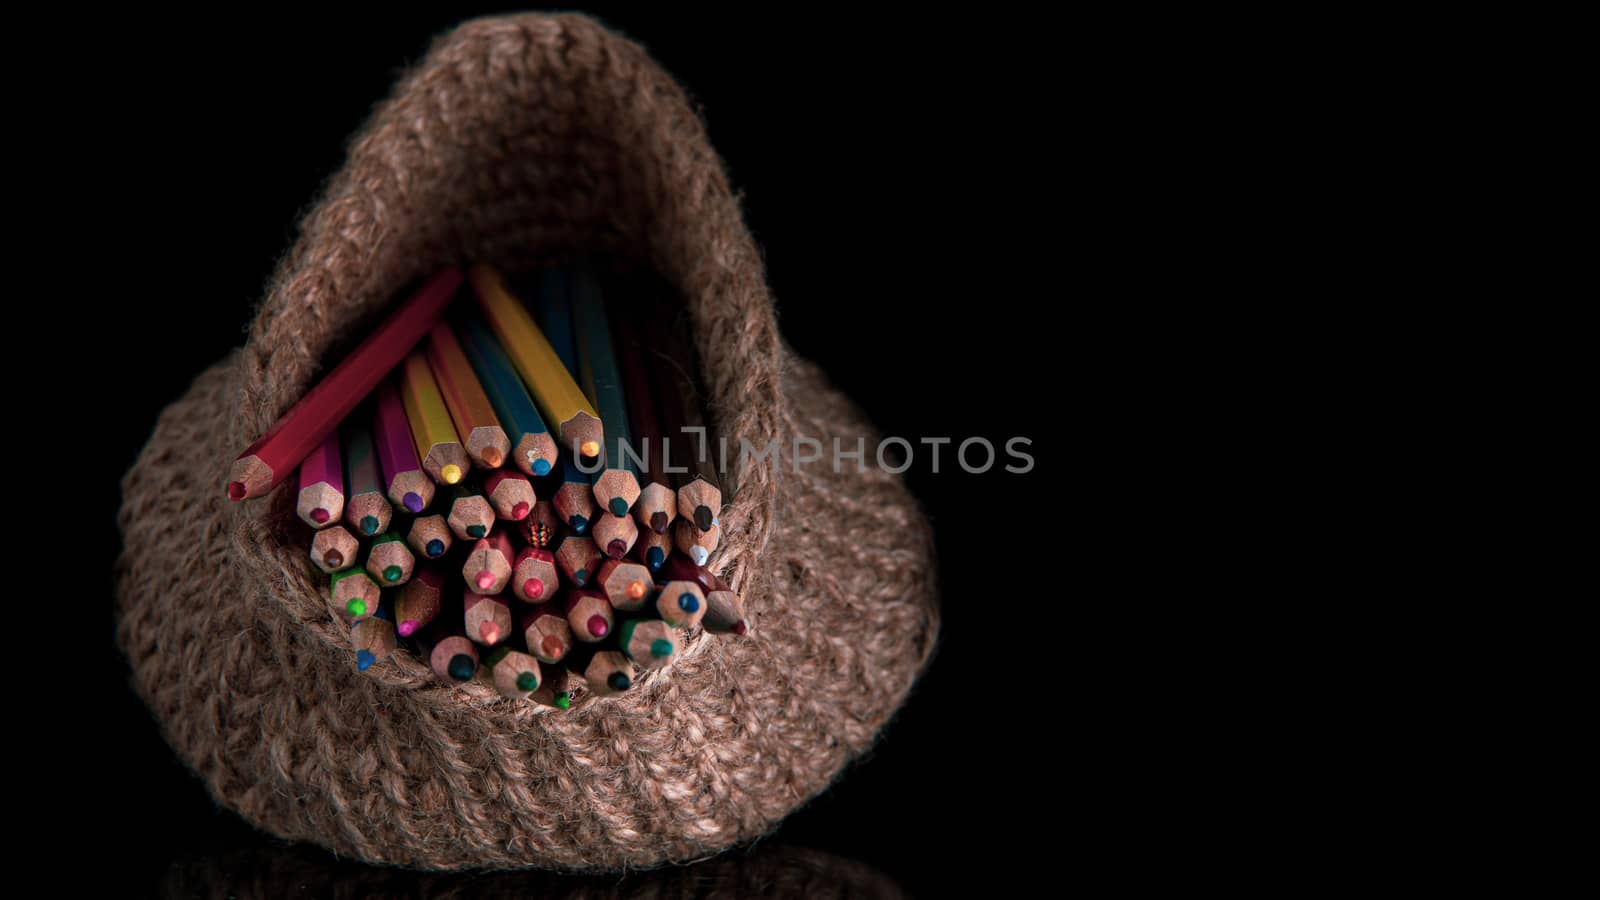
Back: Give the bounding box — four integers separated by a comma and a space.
572, 265, 640, 518
459, 315, 560, 478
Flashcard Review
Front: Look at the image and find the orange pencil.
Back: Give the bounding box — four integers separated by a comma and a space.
595, 558, 654, 612
426, 322, 511, 470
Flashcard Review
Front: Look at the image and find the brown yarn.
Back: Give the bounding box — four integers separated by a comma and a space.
116, 12, 937, 870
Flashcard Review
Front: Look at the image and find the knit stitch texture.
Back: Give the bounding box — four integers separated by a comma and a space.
115, 12, 937, 870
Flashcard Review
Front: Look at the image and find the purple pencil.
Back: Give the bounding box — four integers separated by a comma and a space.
374, 380, 435, 514
296, 432, 345, 529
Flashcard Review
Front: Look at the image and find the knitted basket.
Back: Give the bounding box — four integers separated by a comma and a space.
115, 12, 937, 871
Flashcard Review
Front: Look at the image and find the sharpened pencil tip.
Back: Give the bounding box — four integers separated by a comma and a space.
555, 691, 571, 709
645, 547, 665, 570
570, 514, 589, 534
541, 636, 565, 658
467, 524, 487, 538
694, 506, 714, 530
523, 578, 545, 600
311, 507, 330, 523
346, 598, 367, 617
227, 481, 247, 501
609, 497, 628, 517
324, 551, 344, 568
586, 615, 609, 638
442, 464, 463, 484
357, 650, 375, 671
533, 458, 552, 476
383, 565, 403, 583
475, 571, 496, 591
626, 580, 647, 600
650, 639, 674, 658
573, 568, 589, 586
650, 512, 668, 534
483, 448, 504, 467
512, 501, 530, 519
690, 546, 709, 566
448, 654, 475, 681
403, 492, 424, 513
732, 619, 749, 636
397, 620, 418, 637
606, 539, 626, 559
580, 440, 600, 458
678, 592, 700, 613
516, 671, 539, 691
608, 673, 631, 691
360, 515, 380, 535
480, 623, 501, 644
425, 539, 445, 557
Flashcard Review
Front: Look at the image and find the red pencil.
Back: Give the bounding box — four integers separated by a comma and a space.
559, 587, 615, 643
595, 558, 654, 612
512, 546, 559, 603
227, 268, 463, 500
482, 469, 536, 521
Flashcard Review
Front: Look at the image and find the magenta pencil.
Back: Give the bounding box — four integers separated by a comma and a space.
296, 432, 345, 529
374, 381, 435, 515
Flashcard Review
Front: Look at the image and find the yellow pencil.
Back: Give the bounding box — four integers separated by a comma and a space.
468, 264, 604, 462
399, 350, 471, 485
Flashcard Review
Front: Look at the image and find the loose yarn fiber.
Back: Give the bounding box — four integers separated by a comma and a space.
116, 12, 937, 870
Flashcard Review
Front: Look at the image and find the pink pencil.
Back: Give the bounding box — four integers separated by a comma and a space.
374, 380, 435, 515
296, 432, 345, 529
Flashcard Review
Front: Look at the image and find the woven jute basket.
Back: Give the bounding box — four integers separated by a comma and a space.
115, 12, 937, 870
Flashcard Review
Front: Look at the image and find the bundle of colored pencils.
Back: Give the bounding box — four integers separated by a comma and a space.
227, 263, 745, 706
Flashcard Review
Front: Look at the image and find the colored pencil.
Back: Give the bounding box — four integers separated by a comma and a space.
342, 420, 393, 536
426, 322, 511, 470
469, 264, 603, 462
443, 483, 495, 541
520, 608, 573, 664
662, 554, 748, 635
673, 518, 719, 567
551, 456, 596, 535
226, 267, 463, 500
555, 535, 601, 588
530, 662, 573, 709
512, 546, 559, 603
566, 643, 634, 696
559, 587, 614, 643
483, 646, 541, 699
395, 565, 444, 638
399, 350, 471, 486
365, 533, 415, 587
428, 634, 479, 685
464, 590, 512, 645
592, 511, 639, 561
330, 568, 379, 620
399, 513, 452, 561
632, 526, 672, 574
652, 578, 707, 630
595, 559, 654, 612
482, 469, 535, 521
645, 303, 723, 531
296, 432, 345, 529
616, 617, 679, 670
521, 500, 560, 549
463, 528, 515, 595
351, 600, 397, 672
571, 266, 641, 517
310, 525, 359, 575
458, 315, 559, 478
373, 381, 435, 514
608, 293, 676, 535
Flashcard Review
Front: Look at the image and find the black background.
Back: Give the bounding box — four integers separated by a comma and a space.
87, 6, 1079, 896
